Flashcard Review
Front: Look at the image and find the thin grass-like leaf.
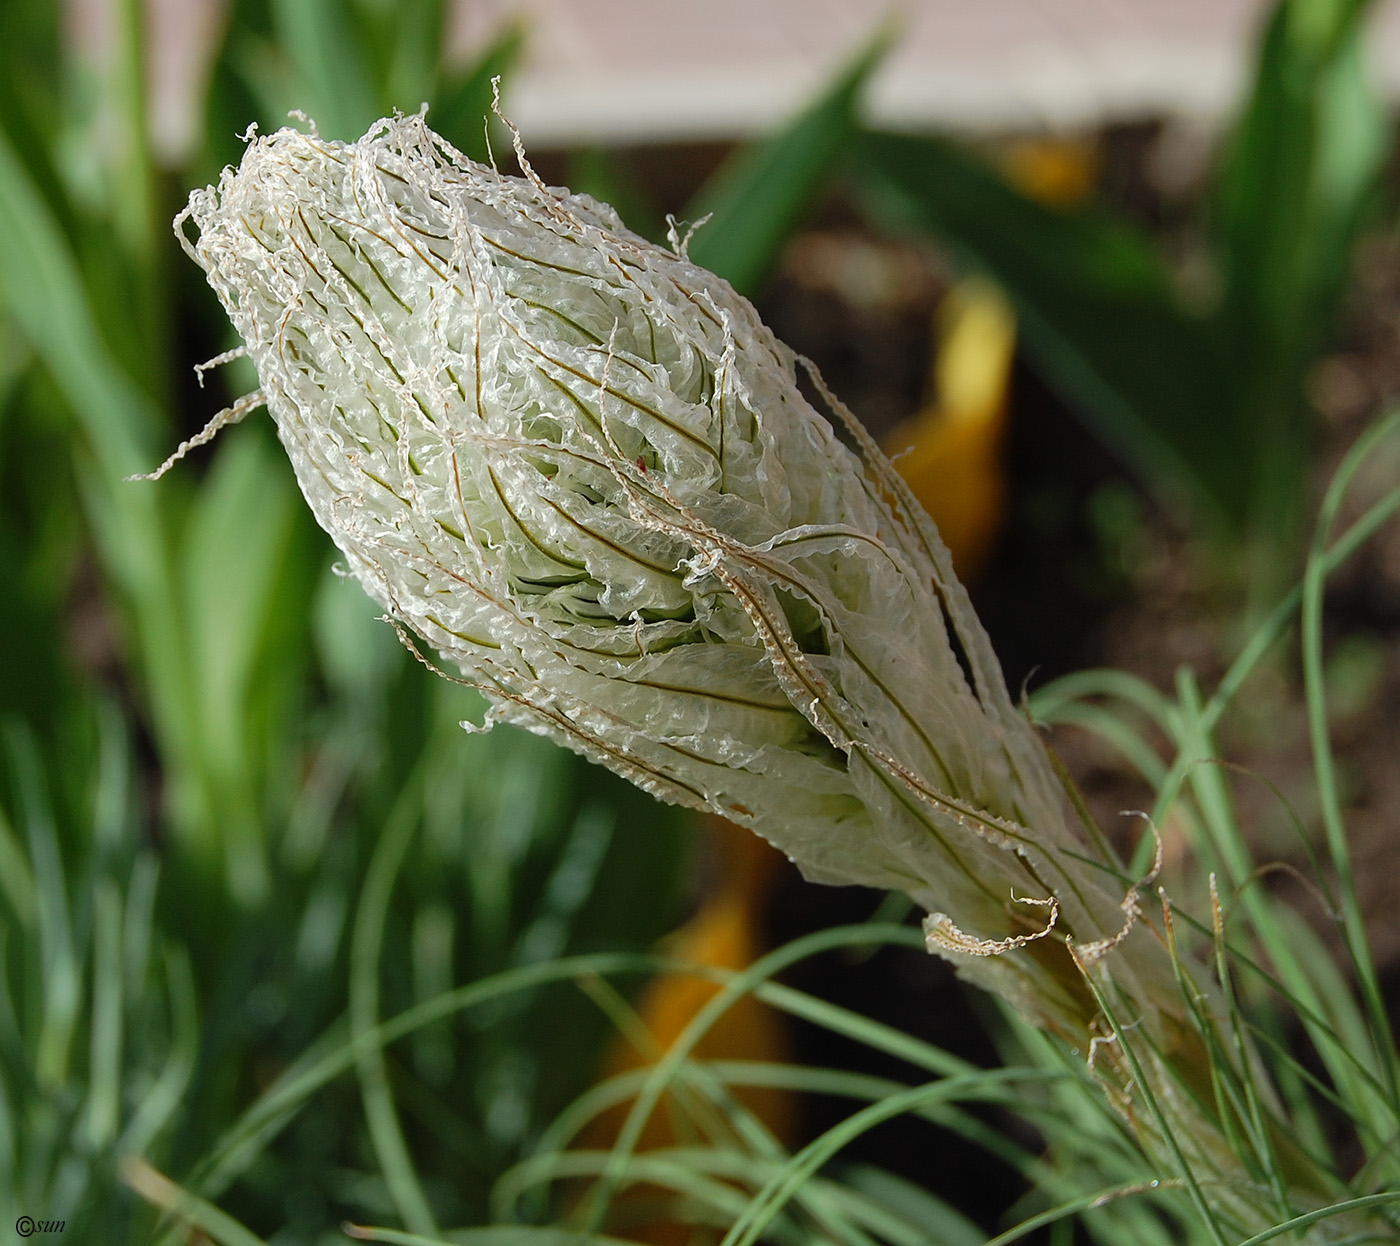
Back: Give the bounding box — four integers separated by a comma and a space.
123, 1156, 269, 1246
379, 0, 447, 113
1030, 668, 1178, 734
352, 1230, 639, 1246
1068, 944, 1231, 1245
1231, 1191, 1400, 1246
0, 122, 201, 862
1161, 671, 1399, 1156
578, 925, 928, 1237
1212, 0, 1389, 545
178, 931, 928, 1223
718, 1075, 1032, 1246
1208, 880, 1296, 1220
180, 425, 307, 903
346, 1229, 638, 1246
351, 770, 439, 1238
0, 802, 36, 928
836, 1164, 985, 1246
82, 877, 123, 1150
172, 953, 664, 1219
1301, 410, 1400, 1120
5, 724, 81, 1090
1037, 701, 1170, 790
980, 1179, 1197, 1246
120, 944, 198, 1157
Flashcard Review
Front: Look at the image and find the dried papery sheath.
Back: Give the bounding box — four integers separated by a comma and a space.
170, 113, 1392, 1241
177, 113, 1182, 1041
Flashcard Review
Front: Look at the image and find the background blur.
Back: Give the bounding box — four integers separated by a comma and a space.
5, 0, 1400, 1241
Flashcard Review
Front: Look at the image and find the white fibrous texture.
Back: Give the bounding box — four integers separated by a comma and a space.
180, 115, 1174, 1039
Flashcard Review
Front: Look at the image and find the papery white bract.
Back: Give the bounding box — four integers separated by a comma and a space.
178, 113, 1168, 1039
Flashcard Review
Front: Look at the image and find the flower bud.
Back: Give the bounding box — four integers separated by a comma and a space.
179, 114, 1168, 1037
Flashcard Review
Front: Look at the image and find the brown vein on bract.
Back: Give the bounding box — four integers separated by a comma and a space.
707, 558, 1003, 904
484, 463, 587, 571
694, 523, 964, 793
535, 492, 679, 577
798, 352, 1010, 712
306, 252, 439, 430
793, 360, 1105, 916
285, 210, 330, 285
359, 465, 412, 506
368, 181, 452, 281
507, 323, 714, 455
539, 369, 607, 439
458, 262, 485, 421
482, 234, 599, 281
754, 524, 969, 790
516, 297, 605, 345
669, 278, 722, 328
450, 450, 486, 567
608, 458, 1047, 905
322, 215, 413, 315
370, 537, 668, 666
513, 295, 658, 387
490, 686, 714, 810
618, 676, 799, 717
423, 613, 500, 650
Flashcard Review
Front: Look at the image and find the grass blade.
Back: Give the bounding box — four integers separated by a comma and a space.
1212, 0, 1389, 539
123, 1156, 269, 1246
351, 775, 439, 1237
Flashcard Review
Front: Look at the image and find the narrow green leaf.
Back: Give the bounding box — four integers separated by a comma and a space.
719, 1076, 1025, 1246
4, 726, 80, 1089
120, 944, 198, 1157
566, 147, 665, 242
108, 0, 158, 271
1233, 1191, 1400, 1245
351, 777, 438, 1237
1212, 0, 1390, 540
685, 24, 893, 293
1301, 394, 1400, 1121
0, 122, 158, 470
82, 877, 123, 1150
0, 121, 202, 835
175, 426, 305, 904
123, 1157, 270, 1246
836, 1165, 984, 1246
381, 0, 447, 113
0, 803, 36, 928
347, 1226, 637, 1245
182, 429, 298, 758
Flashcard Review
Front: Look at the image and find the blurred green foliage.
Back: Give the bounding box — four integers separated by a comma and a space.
562, 27, 890, 295
854, 0, 1391, 593
0, 1, 692, 1238
1, 0, 1396, 1239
